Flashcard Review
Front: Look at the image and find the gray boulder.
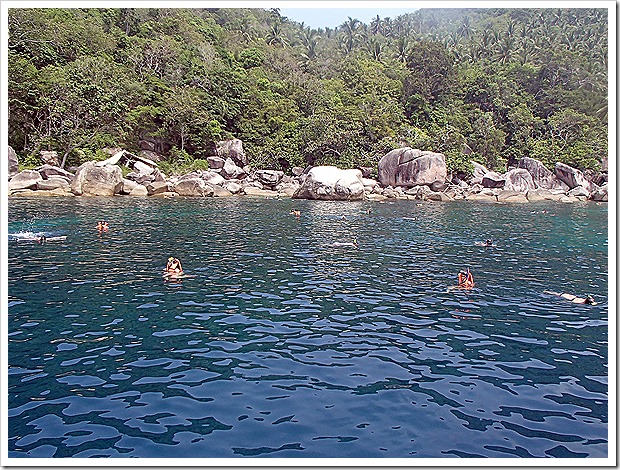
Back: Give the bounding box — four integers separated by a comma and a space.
37, 164, 74, 180
151, 169, 167, 183
129, 185, 148, 196
292, 166, 305, 176
481, 171, 505, 188
207, 156, 226, 169
254, 169, 284, 188
567, 186, 591, 199
378, 148, 447, 187
210, 184, 233, 197
36, 175, 70, 191
293, 166, 365, 201
470, 161, 489, 184
71, 161, 123, 196
497, 190, 529, 203
244, 187, 279, 197
8, 146, 18, 178
200, 170, 225, 186
216, 138, 247, 167
427, 191, 454, 202
555, 162, 598, 192
223, 181, 242, 194
591, 183, 608, 202
9, 170, 43, 191
126, 172, 155, 185
39, 150, 60, 166
146, 181, 171, 196
517, 157, 568, 190
121, 178, 141, 195
221, 158, 246, 179
504, 168, 536, 192
173, 178, 214, 197
405, 185, 432, 199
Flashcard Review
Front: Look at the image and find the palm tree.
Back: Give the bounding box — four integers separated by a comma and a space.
266, 22, 289, 47
365, 37, 384, 62
458, 15, 474, 39
393, 37, 410, 63
370, 15, 382, 35
340, 16, 361, 53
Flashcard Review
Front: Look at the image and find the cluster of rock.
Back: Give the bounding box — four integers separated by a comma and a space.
367, 149, 608, 203
7, 141, 608, 203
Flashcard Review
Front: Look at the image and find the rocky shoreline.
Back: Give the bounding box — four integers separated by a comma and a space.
7, 140, 608, 204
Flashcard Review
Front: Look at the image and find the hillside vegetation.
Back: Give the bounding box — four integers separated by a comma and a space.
8, 7, 608, 175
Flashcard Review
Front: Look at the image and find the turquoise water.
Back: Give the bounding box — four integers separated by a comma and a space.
7, 197, 608, 459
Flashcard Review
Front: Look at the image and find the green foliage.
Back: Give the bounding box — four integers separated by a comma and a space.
238, 47, 265, 68
7, 7, 608, 175
158, 147, 210, 175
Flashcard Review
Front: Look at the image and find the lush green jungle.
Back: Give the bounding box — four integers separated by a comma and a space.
7, 7, 608, 176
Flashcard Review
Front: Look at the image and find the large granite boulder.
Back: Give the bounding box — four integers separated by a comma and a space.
470, 161, 489, 184
200, 170, 226, 186
591, 183, 608, 202
39, 150, 60, 166
8, 146, 19, 178
526, 189, 566, 202
129, 185, 148, 196
207, 156, 226, 169
254, 169, 284, 188
71, 161, 123, 196
378, 148, 447, 187
37, 164, 74, 180
223, 181, 243, 194
146, 181, 171, 196
9, 170, 43, 191
120, 178, 149, 196
221, 158, 246, 179
36, 175, 71, 191
216, 138, 247, 167
503, 168, 536, 192
517, 157, 568, 190
173, 178, 214, 197
293, 166, 365, 201
555, 162, 598, 192
481, 171, 505, 188
244, 187, 279, 197
497, 190, 529, 203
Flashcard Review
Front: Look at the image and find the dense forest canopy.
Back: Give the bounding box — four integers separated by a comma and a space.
7, 7, 608, 175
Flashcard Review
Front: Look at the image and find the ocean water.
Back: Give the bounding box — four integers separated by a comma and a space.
6, 196, 608, 459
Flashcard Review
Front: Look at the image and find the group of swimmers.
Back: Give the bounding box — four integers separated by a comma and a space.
96, 221, 109, 232
157, 209, 597, 304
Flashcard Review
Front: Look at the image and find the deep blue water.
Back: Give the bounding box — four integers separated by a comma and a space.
6, 196, 608, 459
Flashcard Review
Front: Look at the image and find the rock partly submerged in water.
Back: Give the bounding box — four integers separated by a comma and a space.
378, 148, 447, 188
71, 162, 123, 196
8, 169, 43, 191
555, 162, 599, 192
293, 166, 365, 201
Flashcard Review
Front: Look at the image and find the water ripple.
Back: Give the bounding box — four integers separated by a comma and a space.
7, 197, 608, 458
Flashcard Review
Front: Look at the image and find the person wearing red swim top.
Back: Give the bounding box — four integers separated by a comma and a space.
458, 268, 475, 289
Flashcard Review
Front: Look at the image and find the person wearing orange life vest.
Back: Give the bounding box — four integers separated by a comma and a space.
458, 268, 475, 289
